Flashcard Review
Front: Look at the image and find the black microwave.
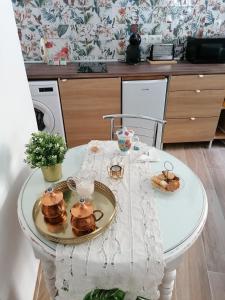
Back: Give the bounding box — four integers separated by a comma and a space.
186, 37, 225, 63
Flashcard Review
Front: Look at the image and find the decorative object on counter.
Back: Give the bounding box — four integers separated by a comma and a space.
151, 161, 180, 192
32, 180, 116, 244
148, 43, 174, 61
25, 132, 67, 182
41, 187, 67, 225
116, 127, 139, 155
126, 24, 141, 65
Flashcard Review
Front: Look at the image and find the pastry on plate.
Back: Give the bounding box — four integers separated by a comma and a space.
151, 171, 180, 192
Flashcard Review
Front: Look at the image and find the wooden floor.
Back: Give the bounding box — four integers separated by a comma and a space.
34, 142, 225, 300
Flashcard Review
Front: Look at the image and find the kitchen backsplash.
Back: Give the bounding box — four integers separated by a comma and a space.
12, 0, 225, 61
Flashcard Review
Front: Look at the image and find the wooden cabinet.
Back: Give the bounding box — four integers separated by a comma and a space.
164, 74, 225, 144
163, 117, 218, 143
166, 90, 224, 118
169, 74, 225, 91
59, 78, 121, 147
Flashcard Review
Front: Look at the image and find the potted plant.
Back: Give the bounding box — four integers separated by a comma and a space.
25, 132, 67, 182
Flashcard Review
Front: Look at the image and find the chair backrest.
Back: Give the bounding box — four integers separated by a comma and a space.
103, 114, 166, 149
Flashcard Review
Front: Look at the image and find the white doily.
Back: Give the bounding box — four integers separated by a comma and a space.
55, 141, 165, 300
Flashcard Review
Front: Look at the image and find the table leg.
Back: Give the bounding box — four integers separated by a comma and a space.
32, 245, 57, 300
159, 255, 183, 300
41, 258, 57, 300
159, 269, 176, 300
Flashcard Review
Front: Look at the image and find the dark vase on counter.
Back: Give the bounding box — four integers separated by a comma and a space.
126, 33, 141, 65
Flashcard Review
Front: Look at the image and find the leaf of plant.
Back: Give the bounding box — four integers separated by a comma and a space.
57, 25, 69, 37
83, 288, 126, 300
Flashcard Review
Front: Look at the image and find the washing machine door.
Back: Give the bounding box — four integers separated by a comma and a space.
33, 100, 55, 133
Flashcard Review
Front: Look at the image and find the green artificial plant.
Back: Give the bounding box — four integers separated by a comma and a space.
25, 132, 67, 168
84, 289, 126, 300
83, 288, 151, 300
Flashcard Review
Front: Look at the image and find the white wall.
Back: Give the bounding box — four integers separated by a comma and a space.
0, 1, 39, 299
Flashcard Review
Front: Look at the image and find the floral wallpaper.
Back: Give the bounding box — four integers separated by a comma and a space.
12, 0, 225, 61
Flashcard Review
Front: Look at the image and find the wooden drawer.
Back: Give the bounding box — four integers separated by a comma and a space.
169, 74, 225, 91
163, 117, 218, 143
166, 90, 225, 118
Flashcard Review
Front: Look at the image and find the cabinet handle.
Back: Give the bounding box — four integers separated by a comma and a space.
190, 117, 196, 121
61, 79, 67, 82
195, 89, 201, 93
199, 74, 204, 78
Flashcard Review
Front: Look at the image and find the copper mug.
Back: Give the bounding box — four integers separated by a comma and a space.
70, 199, 104, 236
41, 189, 67, 224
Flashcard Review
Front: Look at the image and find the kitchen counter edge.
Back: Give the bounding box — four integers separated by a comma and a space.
25, 61, 225, 80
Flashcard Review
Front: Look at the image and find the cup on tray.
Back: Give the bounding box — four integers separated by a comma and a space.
67, 171, 96, 201
41, 188, 67, 225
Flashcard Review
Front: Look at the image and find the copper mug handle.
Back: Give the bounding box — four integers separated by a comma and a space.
93, 210, 104, 222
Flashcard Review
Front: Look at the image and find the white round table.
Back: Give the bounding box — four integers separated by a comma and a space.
18, 145, 208, 300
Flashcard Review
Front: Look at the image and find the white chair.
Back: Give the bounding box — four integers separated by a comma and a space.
103, 113, 166, 149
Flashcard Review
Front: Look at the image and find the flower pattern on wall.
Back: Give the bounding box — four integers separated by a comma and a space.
12, 0, 225, 61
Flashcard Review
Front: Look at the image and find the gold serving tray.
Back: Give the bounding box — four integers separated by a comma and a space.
33, 180, 116, 245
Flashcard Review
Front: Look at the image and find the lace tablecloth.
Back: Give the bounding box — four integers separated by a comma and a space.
55, 141, 165, 300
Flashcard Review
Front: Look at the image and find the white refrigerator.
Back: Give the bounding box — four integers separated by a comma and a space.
122, 79, 168, 148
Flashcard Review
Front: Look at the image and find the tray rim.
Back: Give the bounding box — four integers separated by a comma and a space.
33, 180, 117, 245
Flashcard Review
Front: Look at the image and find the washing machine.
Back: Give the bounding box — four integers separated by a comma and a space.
29, 81, 65, 139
